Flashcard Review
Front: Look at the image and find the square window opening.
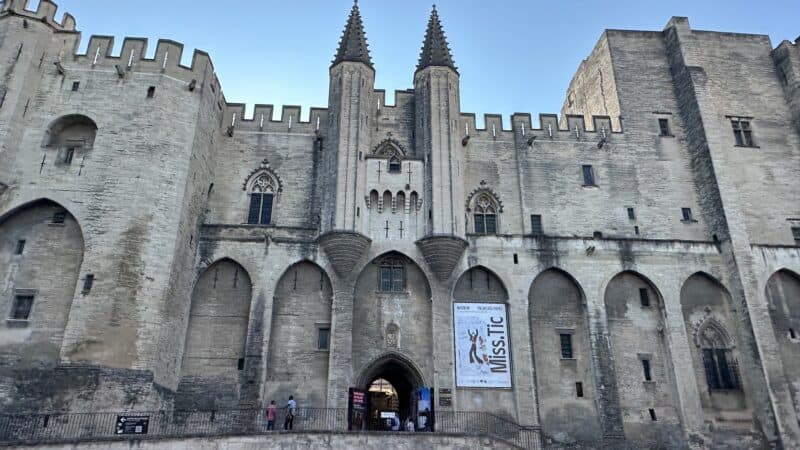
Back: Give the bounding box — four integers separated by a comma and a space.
71, 81, 80, 91
10, 295, 34, 320
513, 254, 518, 265
52, 211, 66, 224
147, 86, 156, 98
627, 207, 636, 220
658, 118, 671, 136
731, 119, 755, 147
681, 208, 693, 222
237, 358, 245, 370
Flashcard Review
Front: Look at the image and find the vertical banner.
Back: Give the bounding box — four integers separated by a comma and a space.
348, 388, 367, 431
453, 303, 512, 388
415, 387, 433, 431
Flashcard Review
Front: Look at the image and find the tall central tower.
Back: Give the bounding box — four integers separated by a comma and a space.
414, 6, 464, 236
322, 1, 375, 233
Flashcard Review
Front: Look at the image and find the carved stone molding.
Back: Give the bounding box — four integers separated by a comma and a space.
416, 234, 468, 281
318, 230, 371, 276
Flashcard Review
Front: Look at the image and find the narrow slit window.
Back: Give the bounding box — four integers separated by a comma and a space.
582, 165, 596, 186
627, 207, 636, 220
63, 147, 75, 165
681, 208, 693, 222
15, 240, 26, 255
642, 359, 652, 381
560, 333, 573, 359
513, 254, 518, 264
82, 274, 95, 294
649, 409, 657, 421
318, 327, 331, 350
575, 382, 584, 398
147, 86, 156, 98
531, 214, 543, 235
639, 288, 650, 307
237, 358, 245, 370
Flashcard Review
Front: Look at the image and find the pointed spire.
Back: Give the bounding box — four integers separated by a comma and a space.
332, 1, 373, 68
416, 4, 457, 73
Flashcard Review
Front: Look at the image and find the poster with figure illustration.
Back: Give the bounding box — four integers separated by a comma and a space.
453, 303, 512, 388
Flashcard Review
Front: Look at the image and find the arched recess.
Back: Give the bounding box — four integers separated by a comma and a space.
178, 258, 252, 409
680, 273, 749, 415
765, 269, 800, 413
0, 199, 84, 367
43, 115, 97, 165
353, 252, 433, 398
451, 266, 515, 415
266, 261, 333, 407
603, 271, 682, 446
528, 268, 600, 444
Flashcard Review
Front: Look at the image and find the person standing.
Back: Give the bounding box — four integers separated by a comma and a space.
266, 400, 277, 431
405, 417, 415, 432
284, 395, 297, 430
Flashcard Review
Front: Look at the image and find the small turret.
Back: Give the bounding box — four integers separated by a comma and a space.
331, 0, 372, 68
416, 5, 457, 74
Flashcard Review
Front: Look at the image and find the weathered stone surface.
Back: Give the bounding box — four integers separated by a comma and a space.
317, 231, 371, 276
415, 235, 468, 281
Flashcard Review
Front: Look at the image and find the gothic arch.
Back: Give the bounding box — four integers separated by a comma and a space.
265, 260, 333, 407
528, 267, 601, 443
372, 138, 406, 159
356, 351, 426, 390
465, 183, 504, 213
0, 199, 84, 367
353, 251, 433, 395
242, 158, 283, 193
42, 114, 98, 148
694, 316, 735, 349
452, 265, 509, 303
178, 258, 252, 408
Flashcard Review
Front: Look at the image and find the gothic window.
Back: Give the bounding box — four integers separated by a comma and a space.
698, 320, 740, 391
247, 174, 276, 225
378, 257, 405, 292
473, 194, 498, 235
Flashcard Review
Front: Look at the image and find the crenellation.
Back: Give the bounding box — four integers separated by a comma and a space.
0, 0, 76, 31
223, 104, 329, 133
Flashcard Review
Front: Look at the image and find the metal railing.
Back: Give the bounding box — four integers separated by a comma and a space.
1, 408, 540, 449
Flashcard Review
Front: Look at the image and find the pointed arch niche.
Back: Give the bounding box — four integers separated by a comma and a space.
266, 261, 333, 407
0, 199, 84, 367
765, 269, 800, 414
178, 259, 252, 409
603, 271, 682, 445
680, 273, 748, 414
353, 252, 432, 395
528, 268, 600, 443
466, 184, 503, 235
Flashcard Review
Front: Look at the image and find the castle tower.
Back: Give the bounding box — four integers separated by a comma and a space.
414, 6, 463, 237
321, 1, 375, 233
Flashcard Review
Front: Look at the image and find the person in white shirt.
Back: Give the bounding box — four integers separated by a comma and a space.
405, 417, 415, 432
284, 395, 297, 430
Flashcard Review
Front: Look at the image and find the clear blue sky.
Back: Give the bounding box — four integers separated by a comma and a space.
33, 0, 800, 124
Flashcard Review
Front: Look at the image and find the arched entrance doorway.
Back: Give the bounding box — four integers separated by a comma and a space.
357, 354, 427, 431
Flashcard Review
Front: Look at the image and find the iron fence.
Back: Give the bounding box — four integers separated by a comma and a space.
1, 407, 540, 449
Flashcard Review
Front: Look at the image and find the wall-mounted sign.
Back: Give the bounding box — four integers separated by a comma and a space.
439, 388, 452, 407
348, 388, 367, 431
453, 302, 512, 388
115, 415, 149, 435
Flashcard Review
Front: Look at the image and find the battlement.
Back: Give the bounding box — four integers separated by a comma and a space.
459, 112, 622, 141
222, 104, 329, 134
373, 89, 416, 108
0, 0, 76, 31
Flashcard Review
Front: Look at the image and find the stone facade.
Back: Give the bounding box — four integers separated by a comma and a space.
0, 1, 798, 448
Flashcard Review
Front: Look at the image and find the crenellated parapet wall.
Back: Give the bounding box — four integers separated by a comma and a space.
0, 0, 76, 31
221, 104, 329, 135
458, 112, 622, 142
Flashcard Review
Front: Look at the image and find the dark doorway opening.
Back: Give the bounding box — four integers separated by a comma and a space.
359, 355, 426, 431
